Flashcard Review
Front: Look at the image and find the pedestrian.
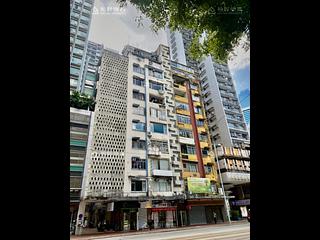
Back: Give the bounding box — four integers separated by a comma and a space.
213, 211, 217, 224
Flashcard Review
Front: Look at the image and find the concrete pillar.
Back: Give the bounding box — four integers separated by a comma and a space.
75, 200, 86, 235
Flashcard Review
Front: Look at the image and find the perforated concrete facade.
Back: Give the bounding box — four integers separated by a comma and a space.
83, 50, 129, 198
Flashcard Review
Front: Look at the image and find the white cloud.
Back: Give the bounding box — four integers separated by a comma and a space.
89, 0, 167, 53
228, 36, 250, 73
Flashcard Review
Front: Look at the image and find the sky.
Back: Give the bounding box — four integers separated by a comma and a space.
89, 0, 250, 109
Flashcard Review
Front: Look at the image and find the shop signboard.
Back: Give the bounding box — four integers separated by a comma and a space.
187, 177, 212, 193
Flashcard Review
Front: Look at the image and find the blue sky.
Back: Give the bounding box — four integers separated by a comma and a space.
231, 66, 250, 109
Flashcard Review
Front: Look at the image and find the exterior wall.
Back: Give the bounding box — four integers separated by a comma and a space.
166, 29, 187, 65
83, 49, 129, 198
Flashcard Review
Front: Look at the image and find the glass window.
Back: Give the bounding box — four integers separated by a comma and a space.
177, 115, 191, 124
179, 129, 193, 138
196, 119, 204, 126
71, 20, 78, 26
150, 122, 167, 134
149, 81, 163, 90
131, 180, 146, 191
149, 68, 163, 79
150, 108, 166, 120
73, 48, 83, 56
132, 157, 146, 169
205, 165, 212, 174
189, 163, 198, 172
83, 87, 94, 96
181, 144, 196, 154
132, 139, 146, 149
80, 15, 90, 22
194, 107, 202, 114
85, 72, 96, 81
133, 64, 145, 75
133, 91, 145, 101
176, 102, 189, 111
75, 39, 85, 47
154, 179, 171, 192
71, 57, 82, 65
133, 76, 145, 86
70, 67, 80, 76
132, 122, 145, 132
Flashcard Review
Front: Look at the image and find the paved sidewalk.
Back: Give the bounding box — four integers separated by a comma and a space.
71, 220, 248, 240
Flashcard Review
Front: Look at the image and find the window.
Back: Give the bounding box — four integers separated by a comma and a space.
133, 76, 145, 86
196, 119, 204, 126
71, 57, 82, 66
73, 48, 83, 56
133, 64, 145, 75
177, 114, 191, 124
131, 180, 146, 192
85, 72, 96, 81
70, 67, 80, 76
132, 139, 146, 149
179, 129, 193, 138
149, 81, 163, 90
150, 108, 166, 120
205, 165, 212, 174
149, 95, 164, 104
132, 157, 146, 169
133, 106, 145, 116
184, 163, 198, 172
175, 102, 189, 111
150, 140, 169, 153
133, 91, 145, 101
192, 95, 200, 102
150, 122, 167, 134
70, 79, 78, 87
190, 84, 198, 90
154, 179, 171, 192
149, 68, 163, 79
194, 107, 202, 114
199, 134, 208, 142
132, 122, 145, 132
153, 159, 169, 170
75, 39, 85, 47
181, 144, 196, 154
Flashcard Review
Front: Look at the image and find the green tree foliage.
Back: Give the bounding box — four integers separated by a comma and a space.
70, 91, 95, 111
117, 0, 249, 62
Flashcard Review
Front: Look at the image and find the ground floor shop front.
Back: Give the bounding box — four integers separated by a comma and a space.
74, 198, 227, 235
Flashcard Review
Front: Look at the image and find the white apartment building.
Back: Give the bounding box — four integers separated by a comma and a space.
76, 45, 184, 234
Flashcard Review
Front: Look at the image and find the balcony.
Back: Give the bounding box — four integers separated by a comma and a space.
193, 101, 201, 107
148, 146, 161, 156
197, 126, 206, 133
180, 154, 197, 161
173, 83, 186, 92
179, 136, 195, 146
177, 122, 192, 130
175, 95, 188, 104
183, 171, 200, 178
152, 169, 173, 177
221, 172, 250, 184
200, 141, 209, 148
202, 156, 213, 165
191, 89, 199, 95
195, 114, 204, 120
176, 109, 190, 116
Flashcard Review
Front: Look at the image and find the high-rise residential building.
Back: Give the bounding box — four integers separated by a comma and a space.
70, 0, 95, 93
70, 107, 94, 234
76, 45, 184, 234
80, 41, 104, 97
199, 57, 249, 148
167, 29, 249, 148
171, 60, 227, 225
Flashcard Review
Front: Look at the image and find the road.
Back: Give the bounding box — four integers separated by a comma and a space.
84, 222, 250, 240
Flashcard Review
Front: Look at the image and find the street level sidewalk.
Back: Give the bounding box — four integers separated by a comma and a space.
70, 220, 249, 240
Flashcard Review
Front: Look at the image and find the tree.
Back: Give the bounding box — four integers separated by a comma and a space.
70, 91, 95, 111
117, 0, 249, 62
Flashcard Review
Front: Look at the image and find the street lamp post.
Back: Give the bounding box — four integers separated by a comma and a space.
212, 142, 231, 224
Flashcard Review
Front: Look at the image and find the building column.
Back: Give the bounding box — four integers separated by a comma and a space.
75, 200, 86, 235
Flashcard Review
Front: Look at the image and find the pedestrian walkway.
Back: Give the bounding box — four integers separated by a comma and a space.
71, 220, 248, 240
